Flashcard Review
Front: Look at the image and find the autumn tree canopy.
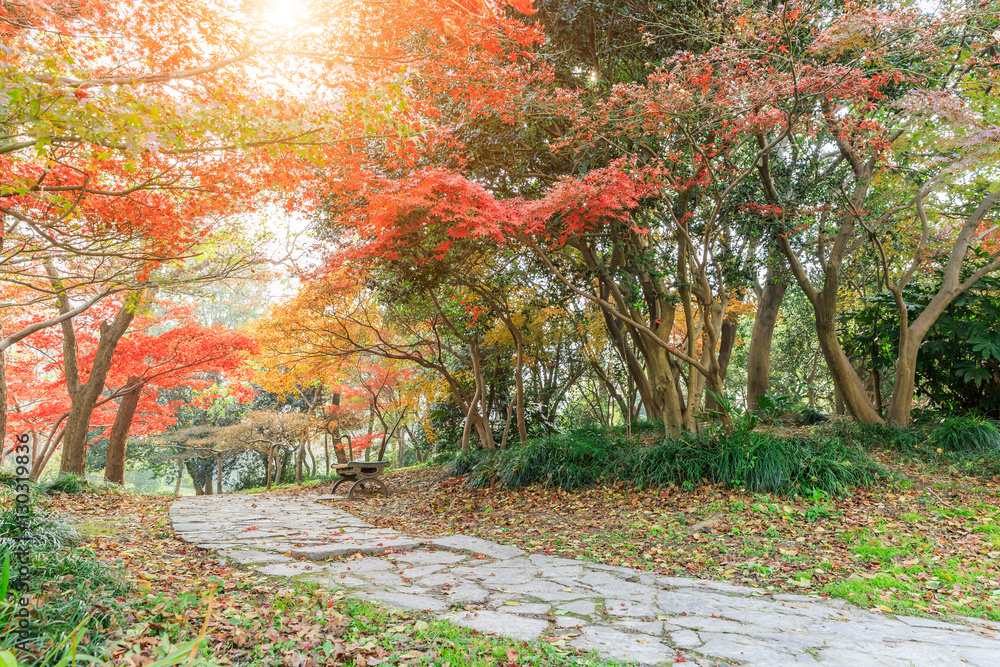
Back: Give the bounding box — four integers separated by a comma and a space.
4, 0, 1000, 483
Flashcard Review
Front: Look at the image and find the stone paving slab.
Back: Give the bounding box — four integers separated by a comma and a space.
429, 534, 526, 559
171, 493, 1000, 666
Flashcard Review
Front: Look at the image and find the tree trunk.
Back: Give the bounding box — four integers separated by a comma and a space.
705, 316, 738, 412
330, 392, 348, 463
104, 377, 143, 485
513, 330, 528, 445
174, 459, 183, 496
295, 440, 303, 484
266, 448, 273, 490
216, 453, 223, 494
815, 308, 883, 423
56, 287, 155, 475
460, 384, 480, 453
887, 337, 920, 426
746, 273, 787, 410
468, 338, 496, 449
779, 231, 882, 423
871, 369, 883, 414
499, 395, 516, 449
274, 449, 284, 484
834, 382, 845, 416
187, 461, 204, 495
500, 319, 529, 446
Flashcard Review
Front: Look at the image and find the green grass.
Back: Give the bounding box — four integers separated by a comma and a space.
824, 558, 1000, 621
0, 497, 130, 663
827, 421, 926, 452
330, 597, 623, 667
138, 577, 624, 667
455, 427, 886, 496
37, 474, 126, 496
926, 417, 1000, 456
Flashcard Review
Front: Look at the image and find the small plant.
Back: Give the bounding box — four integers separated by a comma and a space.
926, 416, 1000, 455
828, 421, 923, 452
795, 406, 828, 425
755, 390, 797, 421
40, 474, 89, 495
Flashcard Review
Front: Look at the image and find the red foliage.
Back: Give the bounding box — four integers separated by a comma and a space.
7, 301, 256, 441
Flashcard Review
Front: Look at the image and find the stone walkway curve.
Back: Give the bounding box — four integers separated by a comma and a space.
170, 494, 1000, 666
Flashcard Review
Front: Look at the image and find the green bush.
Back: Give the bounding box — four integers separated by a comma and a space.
623, 432, 883, 495
827, 421, 924, 452
454, 427, 626, 491
0, 500, 129, 662
40, 474, 89, 495
453, 427, 885, 496
926, 417, 1000, 455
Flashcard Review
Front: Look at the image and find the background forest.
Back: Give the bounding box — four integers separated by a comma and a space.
1, 0, 998, 492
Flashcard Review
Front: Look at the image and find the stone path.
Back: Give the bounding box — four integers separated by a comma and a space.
170, 494, 1000, 666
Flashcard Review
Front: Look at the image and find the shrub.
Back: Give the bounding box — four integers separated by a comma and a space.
795, 407, 828, 425
623, 432, 883, 495
827, 421, 924, 452
926, 416, 1000, 456
0, 499, 128, 662
40, 473, 89, 495
454, 427, 625, 491
454, 428, 885, 495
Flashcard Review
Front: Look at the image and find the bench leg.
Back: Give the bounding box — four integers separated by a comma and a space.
331, 476, 355, 494
347, 477, 388, 499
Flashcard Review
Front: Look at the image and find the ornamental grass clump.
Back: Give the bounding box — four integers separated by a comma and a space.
925, 416, 1000, 456
454, 426, 885, 496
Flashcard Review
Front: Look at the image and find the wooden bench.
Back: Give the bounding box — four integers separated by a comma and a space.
330, 460, 391, 498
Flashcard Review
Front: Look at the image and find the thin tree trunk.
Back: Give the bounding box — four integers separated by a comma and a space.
705, 317, 738, 412
499, 395, 516, 449
104, 377, 143, 485
295, 439, 304, 484
266, 448, 273, 490
274, 449, 284, 484
460, 384, 480, 453
330, 392, 348, 463
871, 369, 883, 414
216, 453, 223, 494
469, 339, 496, 449
508, 323, 528, 445
187, 461, 204, 495
746, 272, 787, 410
174, 459, 183, 496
